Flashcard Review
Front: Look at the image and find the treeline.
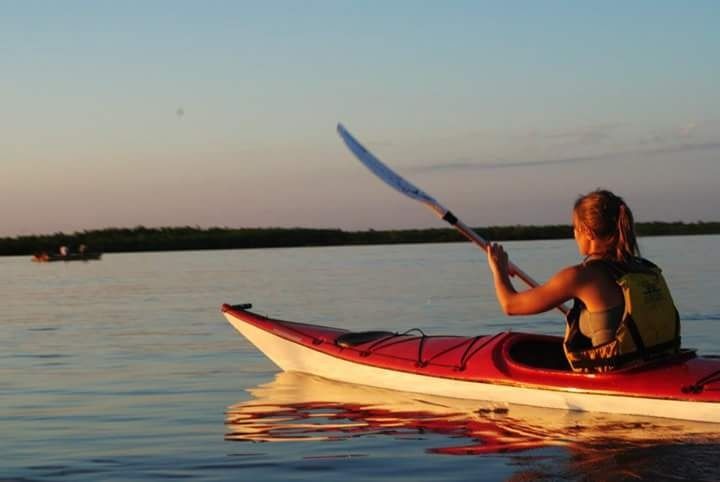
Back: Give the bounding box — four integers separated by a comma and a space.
1, 222, 719, 257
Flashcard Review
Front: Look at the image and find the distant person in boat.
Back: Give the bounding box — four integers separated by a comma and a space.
487, 189, 680, 372
59, 245, 69, 256
32, 251, 50, 262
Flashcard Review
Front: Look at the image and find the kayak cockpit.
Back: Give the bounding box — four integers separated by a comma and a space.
503, 332, 700, 377
505, 334, 572, 371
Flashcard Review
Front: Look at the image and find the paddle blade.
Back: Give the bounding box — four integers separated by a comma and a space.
337, 123, 439, 207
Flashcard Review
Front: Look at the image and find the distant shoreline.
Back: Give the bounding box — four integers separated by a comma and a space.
2, 222, 719, 257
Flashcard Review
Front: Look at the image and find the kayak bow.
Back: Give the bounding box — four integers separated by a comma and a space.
222, 304, 720, 424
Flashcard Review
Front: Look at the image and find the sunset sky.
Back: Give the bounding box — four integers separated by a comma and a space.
2, 1, 718, 236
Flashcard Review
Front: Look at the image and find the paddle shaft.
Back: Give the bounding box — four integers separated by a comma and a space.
433, 207, 568, 311
407, 186, 569, 315
465, 220, 569, 315
452, 217, 538, 285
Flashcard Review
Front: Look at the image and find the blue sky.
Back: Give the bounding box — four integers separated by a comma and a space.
2, 1, 718, 236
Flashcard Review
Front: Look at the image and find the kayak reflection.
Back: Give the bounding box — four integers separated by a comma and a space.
226, 372, 718, 455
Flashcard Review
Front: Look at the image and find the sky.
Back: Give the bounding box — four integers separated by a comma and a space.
2, 1, 719, 237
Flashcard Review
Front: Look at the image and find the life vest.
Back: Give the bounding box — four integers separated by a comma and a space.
563, 258, 681, 373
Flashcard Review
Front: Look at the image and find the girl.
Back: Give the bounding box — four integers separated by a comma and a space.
487, 189, 680, 372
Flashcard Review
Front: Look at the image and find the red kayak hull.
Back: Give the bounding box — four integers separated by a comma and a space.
222, 304, 720, 423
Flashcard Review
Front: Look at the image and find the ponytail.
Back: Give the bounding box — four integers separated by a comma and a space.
615, 202, 639, 262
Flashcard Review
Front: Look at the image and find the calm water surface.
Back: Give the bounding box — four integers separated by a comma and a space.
2, 236, 719, 481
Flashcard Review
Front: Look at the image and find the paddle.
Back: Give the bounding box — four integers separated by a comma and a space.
337, 123, 568, 315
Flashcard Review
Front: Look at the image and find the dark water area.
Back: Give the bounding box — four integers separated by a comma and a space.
2, 236, 719, 481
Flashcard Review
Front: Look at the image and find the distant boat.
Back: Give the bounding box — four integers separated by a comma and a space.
32, 252, 103, 263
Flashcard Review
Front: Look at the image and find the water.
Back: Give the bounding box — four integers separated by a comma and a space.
2, 236, 719, 481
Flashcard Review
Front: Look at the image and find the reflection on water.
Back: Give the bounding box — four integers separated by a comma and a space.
226, 372, 569, 454
227, 372, 720, 479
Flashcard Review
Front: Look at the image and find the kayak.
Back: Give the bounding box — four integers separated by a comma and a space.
222, 303, 720, 424
32, 252, 102, 262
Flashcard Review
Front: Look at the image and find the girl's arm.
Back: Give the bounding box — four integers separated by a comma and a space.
488, 243, 580, 315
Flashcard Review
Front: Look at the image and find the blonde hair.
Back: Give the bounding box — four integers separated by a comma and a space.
574, 189, 639, 263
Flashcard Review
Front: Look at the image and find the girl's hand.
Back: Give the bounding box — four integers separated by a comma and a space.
487, 242, 509, 279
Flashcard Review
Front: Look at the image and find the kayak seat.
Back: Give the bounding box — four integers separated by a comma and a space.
336, 331, 396, 348
509, 338, 572, 371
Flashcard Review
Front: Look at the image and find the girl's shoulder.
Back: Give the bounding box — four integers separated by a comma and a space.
553, 263, 593, 286
572, 259, 620, 283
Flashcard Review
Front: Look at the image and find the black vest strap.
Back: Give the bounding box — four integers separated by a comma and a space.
569, 337, 681, 370
623, 315, 647, 354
